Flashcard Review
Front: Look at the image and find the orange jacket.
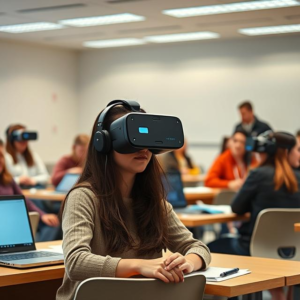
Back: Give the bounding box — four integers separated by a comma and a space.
205, 149, 255, 189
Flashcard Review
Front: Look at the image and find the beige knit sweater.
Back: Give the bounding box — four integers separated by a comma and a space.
56, 188, 211, 300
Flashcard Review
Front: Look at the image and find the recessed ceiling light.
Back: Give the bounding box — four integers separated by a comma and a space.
163, 0, 300, 18
239, 24, 300, 35
83, 38, 146, 48
60, 13, 145, 27
144, 32, 220, 43
0, 22, 65, 33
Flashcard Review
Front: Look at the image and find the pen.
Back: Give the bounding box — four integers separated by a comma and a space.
220, 268, 239, 277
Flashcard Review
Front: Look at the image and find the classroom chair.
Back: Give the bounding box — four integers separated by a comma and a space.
250, 208, 300, 260
73, 274, 206, 300
29, 212, 40, 240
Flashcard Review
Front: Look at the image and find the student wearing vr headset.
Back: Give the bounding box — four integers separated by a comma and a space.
208, 131, 300, 300
5, 124, 49, 187
0, 140, 59, 227
56, 100, 211, 300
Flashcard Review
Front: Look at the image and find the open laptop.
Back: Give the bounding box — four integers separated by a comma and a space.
0, 195, 64, 269
49, 173, 80, 194
162, 171, 203, 214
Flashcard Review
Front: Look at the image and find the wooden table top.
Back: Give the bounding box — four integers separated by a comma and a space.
2, 241, 298, 297
178, 213, 250, 227
22, 187, 221, 205
211, 253, 300, 287
294, 223, 300, 232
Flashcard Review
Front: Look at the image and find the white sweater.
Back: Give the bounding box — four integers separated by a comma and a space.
5, 151, 49, 185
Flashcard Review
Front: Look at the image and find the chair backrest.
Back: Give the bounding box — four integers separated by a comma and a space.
74, 274, 206, 300
250, 208, 300, 260
29, 212, 40, 239
213, 190, 236, 205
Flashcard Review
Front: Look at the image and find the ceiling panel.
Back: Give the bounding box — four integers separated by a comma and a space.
0, 0, 299, 50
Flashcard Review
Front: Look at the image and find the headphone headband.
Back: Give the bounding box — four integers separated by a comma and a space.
97, 100, 140, 130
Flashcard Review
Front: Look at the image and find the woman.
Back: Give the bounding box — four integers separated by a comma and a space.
205, 129, 255, 191
5, 124, 49, 187
0, 141, 59, 227
51, 134, 89, 187
208, 132, 300, 300
56, 103, 211, 300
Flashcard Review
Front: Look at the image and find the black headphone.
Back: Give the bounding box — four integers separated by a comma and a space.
93, 100, 140, 154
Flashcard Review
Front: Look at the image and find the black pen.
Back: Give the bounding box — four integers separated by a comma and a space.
220, 268, 239, 277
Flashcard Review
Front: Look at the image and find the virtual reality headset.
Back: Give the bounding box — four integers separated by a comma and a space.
245, 130, 294, 155
94, 100, 184, 154
10, 130, 38, 142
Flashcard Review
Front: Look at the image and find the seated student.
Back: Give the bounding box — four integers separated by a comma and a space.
5, 124, 49, 187
158, 139, 201, 175
208, 132, 300, 300
56, 101, 211, 300
0, 141, 59, 227
51, 134, 89, 187
205, 129, 256, 191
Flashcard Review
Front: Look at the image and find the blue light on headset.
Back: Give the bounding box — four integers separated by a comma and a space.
139, 127, 149, 134
23, 133, 29, 139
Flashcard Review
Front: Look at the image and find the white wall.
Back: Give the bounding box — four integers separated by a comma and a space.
78, 35, 300, 171
0, 40, 79, 164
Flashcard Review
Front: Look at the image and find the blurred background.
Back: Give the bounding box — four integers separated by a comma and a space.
1, 0, 300, 170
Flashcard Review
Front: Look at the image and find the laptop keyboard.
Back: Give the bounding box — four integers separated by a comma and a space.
0, 251, 61, 261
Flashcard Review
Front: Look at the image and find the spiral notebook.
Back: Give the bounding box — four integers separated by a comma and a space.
185, 267, 251, 282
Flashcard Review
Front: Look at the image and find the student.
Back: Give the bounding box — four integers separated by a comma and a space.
208, 132, 300, 300
205, 129, 256, 191
158, 139, 200, 175
56, 102, 211, 300
234, 101, 272, 137
0, 141, 59, 227
5, 124, 49, 187
51, 134, 89, 187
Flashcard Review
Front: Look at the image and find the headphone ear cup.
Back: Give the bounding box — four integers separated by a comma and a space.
94, 130, 111, 153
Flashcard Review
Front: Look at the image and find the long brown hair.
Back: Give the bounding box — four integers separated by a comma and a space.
262, 132, 298, 193
61, 105, 170, 256
0, 149, 13, 186
6, 124, 34, 167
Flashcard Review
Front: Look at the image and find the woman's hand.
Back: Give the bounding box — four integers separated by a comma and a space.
41, 214, 60, 227
137, 257, 184, 283
164, 253, 195, 275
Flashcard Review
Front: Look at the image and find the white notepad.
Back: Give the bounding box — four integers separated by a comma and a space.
185, 267, 251, 282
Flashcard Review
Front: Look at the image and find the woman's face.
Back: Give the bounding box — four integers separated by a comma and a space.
73, 144, 88, 163
288, 139, 300, 168
113, 149, 152, 175
230, 132, 246, 158
13, 141, 28, 154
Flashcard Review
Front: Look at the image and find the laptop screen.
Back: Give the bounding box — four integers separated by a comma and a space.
56, 173, 79, 193
0, 196, 34, 253
162, 171, 187, 208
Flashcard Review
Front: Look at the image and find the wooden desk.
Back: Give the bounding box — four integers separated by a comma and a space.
23, 187, 221, 205
294, 223, 300, 232
211, 253, 300, 288
181, 174, 206, 187
22, 189, 66, 202
184, 187, 221, 205
1, 241, 296, 299
178, 213, 250, 227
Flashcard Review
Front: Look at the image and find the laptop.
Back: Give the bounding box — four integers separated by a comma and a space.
50, 173, 80, 194
0, 195, 64, 269
162, 171, 203, 214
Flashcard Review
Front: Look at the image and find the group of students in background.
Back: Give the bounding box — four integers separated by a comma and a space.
0, 100, 300, 300
0, 124, 90, 241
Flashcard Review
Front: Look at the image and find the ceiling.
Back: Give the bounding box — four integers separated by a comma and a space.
0, 0, 300, 50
